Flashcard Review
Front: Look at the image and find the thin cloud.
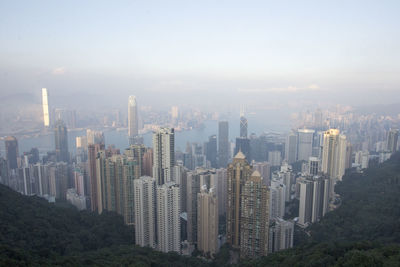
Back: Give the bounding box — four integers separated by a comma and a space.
237, 84, 321, 93
52, 67, 66, 75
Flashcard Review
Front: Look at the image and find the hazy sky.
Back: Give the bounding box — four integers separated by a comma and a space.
1, 0, 400, 108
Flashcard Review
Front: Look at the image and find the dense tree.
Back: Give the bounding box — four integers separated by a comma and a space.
1, 152, 400, 265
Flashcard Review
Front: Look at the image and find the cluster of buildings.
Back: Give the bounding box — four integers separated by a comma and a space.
0, 92, 399, 260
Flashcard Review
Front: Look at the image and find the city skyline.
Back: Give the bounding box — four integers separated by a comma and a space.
1, 1, 400, 264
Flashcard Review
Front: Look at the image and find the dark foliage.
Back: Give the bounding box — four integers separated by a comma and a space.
2, 152, 400, 266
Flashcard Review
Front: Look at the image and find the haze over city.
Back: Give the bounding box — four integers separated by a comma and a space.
1, 1, 400, 266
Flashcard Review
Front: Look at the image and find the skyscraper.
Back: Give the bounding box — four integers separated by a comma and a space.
226, 151, 252, 248
205, 135, 217, 168
297, 129, 315, 161
270, 178, 286, 219
235, 137, 251, 160
218, 121, 230, 167
240, 116, 248, 138
240, 171, 269, 258
298, 179, 313, 226
157, 182, 181, 253
128, 95, 138, 144
88, 143, 104, 212
54, 120, 69, 163
134, 176, 157, 249
285, 131, 297, 164
386, 129, 399, 153
321, 129, 347, 197
153, 128, 175, 185
5, 136, 19, 170
197, 186, 219, 255
186, 168, 217, 244
42, 88, 50, 127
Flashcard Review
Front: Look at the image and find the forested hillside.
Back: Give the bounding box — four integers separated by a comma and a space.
2, 153, 400, 266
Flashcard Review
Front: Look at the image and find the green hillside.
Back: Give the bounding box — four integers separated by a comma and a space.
1, 152, 400, 266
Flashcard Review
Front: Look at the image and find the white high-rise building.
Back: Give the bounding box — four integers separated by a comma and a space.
153, 128, 175, 185
321, 129, 347, 197
354, 151, 369, 169
157, 182, 181, 253
134, 176, 157, 249
297, 129, 315, 161
42, 88, 50, 127
270, 178, 286, 219
128, 95, 138, 143
269, 218, 294, 253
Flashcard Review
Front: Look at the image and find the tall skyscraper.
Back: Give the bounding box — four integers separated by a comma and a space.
157, 182, 181, 253
235, 137, 251, 160
197, 186, 219, 255
42, 88, 50, 127
218, 121, 230, 168
298, 175, 330, 226
240, 171, 270, 258
186, 168, 217, 244
240, 116, 248, 138
270, 178, 286, 219
297, 129, 315, 161
134, 176, 157, 249
321, 129, 347, 198
285, 131, 297, 164
5, 136, 19, 170
226, 151, 252, 249
386, 129, 399, 153
153, 128, 175, 185
54, 120, 69, 163
88, 143, 104, 212
205, 135, 217, 168
298, 179, 313, 226
128, 95, 139, 144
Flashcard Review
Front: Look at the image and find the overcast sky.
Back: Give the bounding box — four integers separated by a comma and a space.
1, 0, 400, 109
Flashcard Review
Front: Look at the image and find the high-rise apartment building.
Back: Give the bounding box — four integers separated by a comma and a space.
226, 151, 252, 248
54, 120, 69, 163
42, 88, 50, 127
157, 182, 181, 253
197, 186, 219, 255
240, 171, 269, 258
187, 168, 217, 244
298, 175, 330, 226
218, 121, 230, 168
270, 178, 286, 219
386, 129, 399, 153
285, 131, 298, 164
321, 129, 347, 198
298, 179, 313, 226
134, 176, 157, 248
297, 129, 315, 161
153, 128, 175, 185
268, 218, 294, 253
